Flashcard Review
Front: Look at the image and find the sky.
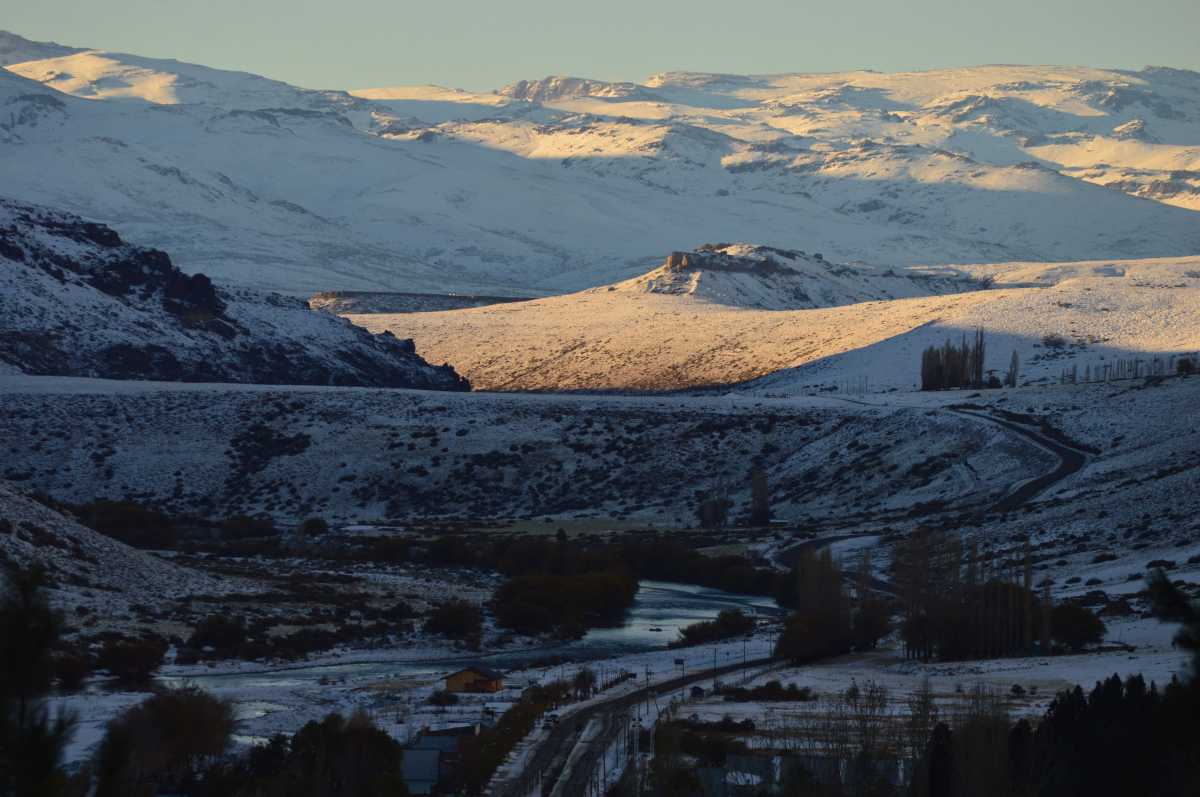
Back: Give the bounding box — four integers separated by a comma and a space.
7, 0, 1200, 91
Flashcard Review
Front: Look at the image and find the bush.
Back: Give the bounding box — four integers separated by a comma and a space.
188, 615, 247, 654
53, 648, 91, 691
429, 689, 458, 706
94, 687, 234, 797
298, 517, 329, 536
221, 515, 275, 540
424, 600, 484, 639
723, 680, 814, 702
671, 609, 755, 648
97, 638, 167, 682
77, 499, 176, 549
1051, 604, 1106, 652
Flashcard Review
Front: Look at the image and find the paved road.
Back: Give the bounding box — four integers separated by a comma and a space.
946, 408, 1089, 514
494, 655, 780, 797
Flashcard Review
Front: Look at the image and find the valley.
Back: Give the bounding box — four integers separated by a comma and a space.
1, 24, 1199, 797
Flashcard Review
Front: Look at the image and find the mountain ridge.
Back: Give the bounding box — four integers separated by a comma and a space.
1, 31, 1198, 296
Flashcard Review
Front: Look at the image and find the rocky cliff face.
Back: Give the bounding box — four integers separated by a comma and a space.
623, 243, 979, 310
0, 198, 469, 390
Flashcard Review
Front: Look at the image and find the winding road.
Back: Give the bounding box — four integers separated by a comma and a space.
946, 408, 1090, 515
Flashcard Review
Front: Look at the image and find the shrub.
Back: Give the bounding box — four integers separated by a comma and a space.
221, 514, 275, 540
188, 615, 247, 654
53, 648, 91, 691
723, 680, 814, 702
298, 517, 329, 536
94, 687, 234, 796
97, 638, 167, 682
429, 689, 458, 706
77, 499, 176, 549
381, 600, 414, 621
424, 600, 484, 639
671, 609, 755, 648
1051, 604, 1106, 652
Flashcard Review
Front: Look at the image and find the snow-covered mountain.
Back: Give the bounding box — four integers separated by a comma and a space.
0, 198, 468, 389
1, 31, 1199, 296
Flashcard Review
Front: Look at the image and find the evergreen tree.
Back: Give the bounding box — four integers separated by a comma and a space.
1005, 350, 1020, 387
0, 566, 78, 797
748, 467, 771, 526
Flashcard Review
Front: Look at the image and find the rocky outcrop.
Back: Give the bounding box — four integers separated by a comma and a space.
499, 76, 662, 104
620, 243, 979, 311
0, 198, 469, 390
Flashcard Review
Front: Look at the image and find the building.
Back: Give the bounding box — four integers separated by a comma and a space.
404, 725, 481, 793
443, 665, 504, 693
400, 749, 440, 796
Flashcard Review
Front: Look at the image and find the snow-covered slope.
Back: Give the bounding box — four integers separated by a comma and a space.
0, 481, 224, 620
1, 31, 1198, 294
348, 251, 1200, 392
0, 198, 468, 389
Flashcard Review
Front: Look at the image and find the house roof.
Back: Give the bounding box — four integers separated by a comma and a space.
447, 664, 502, 680
410, 735, 459, 753
401, 749, 440, 782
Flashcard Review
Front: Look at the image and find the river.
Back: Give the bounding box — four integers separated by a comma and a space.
168, 580, 782, 691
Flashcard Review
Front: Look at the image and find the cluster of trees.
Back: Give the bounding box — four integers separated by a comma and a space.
892, 528, 1105, 661
920, 328, 987, 391
0, 566, 86, 796
458, 680, 573, 795
200, 711, 409, 797
721, 679, 814, 703
620, 538, 784, 598
74, 499, 178, 548
654, 572, 1200, 796
670, 608, 755, 648
493, 569, 637, 636
72, 499, 332, 550
423, 600, 484, 642
696, 467, 772, 529
774, 549, 891, 663
910, 668, 1200, 796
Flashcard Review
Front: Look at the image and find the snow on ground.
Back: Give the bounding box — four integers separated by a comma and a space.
3, 34, 1199, 295
349, 253, 1200, 393
0, 374, 1051, 524
0, 198, 467, 389
0, 481, 233, 630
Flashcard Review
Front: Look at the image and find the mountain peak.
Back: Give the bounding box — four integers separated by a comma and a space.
0, 30, 84, 66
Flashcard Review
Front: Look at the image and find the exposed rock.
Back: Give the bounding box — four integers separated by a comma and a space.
0, 198, 469, 390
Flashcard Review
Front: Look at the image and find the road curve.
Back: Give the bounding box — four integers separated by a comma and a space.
947, 408, 1089, 515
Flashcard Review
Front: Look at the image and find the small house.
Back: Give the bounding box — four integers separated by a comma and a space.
400, 749, 440, 796
444, 665, 504, 693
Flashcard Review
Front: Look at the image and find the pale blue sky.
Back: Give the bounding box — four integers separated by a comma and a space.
8, 0, 1199, 91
